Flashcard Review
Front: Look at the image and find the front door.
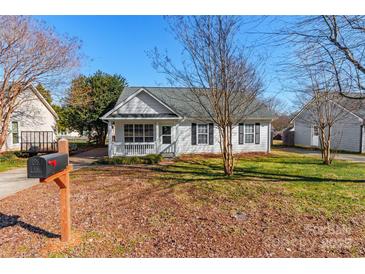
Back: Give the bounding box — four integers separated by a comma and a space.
160, 125, 173, 154
312, 125, 319, 147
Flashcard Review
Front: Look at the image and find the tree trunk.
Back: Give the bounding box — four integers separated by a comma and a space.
0, 109, 12, 151
0, 131, 7, 151
320, 127, 332, 165
96, 131, 104, 145
221, 125, 234, 176
324, 127, 332, 165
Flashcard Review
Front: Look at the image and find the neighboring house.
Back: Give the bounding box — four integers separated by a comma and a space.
101, 87, 275, 157
1, 84, 58, 152
290, 95, 365, 153
282, 126, 294, 146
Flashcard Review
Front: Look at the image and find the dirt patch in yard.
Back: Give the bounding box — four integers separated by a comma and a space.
0, 164, 364, 257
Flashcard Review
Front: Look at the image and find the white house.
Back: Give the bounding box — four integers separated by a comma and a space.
101, 87, 275, 157
291, 95, 365, 153
1, 84, 58, 152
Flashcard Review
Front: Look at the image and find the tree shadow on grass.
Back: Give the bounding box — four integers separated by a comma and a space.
151, 159, 365, 185
0, 213, 59, 239
72, 160, 365, 206
80, 160, 365, 185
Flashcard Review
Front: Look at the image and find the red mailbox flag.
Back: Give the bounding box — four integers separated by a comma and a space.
48, 160, 57, 167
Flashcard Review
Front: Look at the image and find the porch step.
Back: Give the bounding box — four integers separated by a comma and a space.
160, 152, 175, 158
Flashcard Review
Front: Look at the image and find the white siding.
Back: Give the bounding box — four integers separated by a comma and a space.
294, 107, 363, 152
331, 120, 362, 152
115, 91, 173, 114
294, 120, 312, 147
111, 119, 271, 156
2, 88, 57, 152
175, 120, 271, 155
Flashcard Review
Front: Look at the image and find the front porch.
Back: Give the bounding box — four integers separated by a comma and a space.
110, 141, 176, 157
107, 121, 179, 157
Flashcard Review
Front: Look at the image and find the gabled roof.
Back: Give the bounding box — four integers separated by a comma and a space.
291, 93, 365, 124
28, 84, 59, 119
1, 82, 59, 119
335, 94, 365, 120
104, 86, 275, 120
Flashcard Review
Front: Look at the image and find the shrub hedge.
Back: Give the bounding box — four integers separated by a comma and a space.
96, 154, 163, 165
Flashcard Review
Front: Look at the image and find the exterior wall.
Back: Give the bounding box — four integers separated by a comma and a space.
1, 88, 57, 152
175, 119, 271, 155
111, 119, 272, 156
293, 107, 363, 152
331, 120, 362, 152
115, 91, 173, 115
294, 120, 312, 147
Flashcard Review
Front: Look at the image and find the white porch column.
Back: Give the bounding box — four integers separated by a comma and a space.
175, 121, 179, 155
108, 121, 113, 157
155, 122, 160, 154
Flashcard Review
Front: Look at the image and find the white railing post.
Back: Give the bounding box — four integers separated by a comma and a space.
120, 143, 156, 156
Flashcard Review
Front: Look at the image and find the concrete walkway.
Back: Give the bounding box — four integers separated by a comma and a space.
0, 147, 108, 200
279, 147, 365, 163
0, 168, 38, 200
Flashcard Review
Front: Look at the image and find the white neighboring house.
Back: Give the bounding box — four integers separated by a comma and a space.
1, 84, 58, 152
291, 96, 365, 153
101, 87, 275, 157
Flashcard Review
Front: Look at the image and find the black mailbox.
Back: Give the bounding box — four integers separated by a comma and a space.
27, 153, 68, 179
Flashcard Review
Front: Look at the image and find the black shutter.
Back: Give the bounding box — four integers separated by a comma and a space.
209, 123, 214, 145
255, 123, 260, 144
239, 123, 244, 144
191, 123, 197, 145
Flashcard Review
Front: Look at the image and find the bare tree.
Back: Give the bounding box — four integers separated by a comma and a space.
0, 16, 80, 150
275, 16, 365, 99
294, 54, 351, 165
152, 16, 263, 176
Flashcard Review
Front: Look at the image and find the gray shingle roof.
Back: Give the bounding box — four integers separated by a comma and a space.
113, 86, 275, 119
334, 94, 365, 120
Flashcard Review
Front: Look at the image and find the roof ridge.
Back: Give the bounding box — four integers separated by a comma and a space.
127, 86, 193, 89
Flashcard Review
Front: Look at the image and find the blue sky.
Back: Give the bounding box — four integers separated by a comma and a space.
38, 16, 183, 85
37, 16, 292, 110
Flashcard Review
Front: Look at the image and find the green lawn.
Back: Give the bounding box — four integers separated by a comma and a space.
158, 150, 365, 221
0, 152, 27, 172
2, 149, 364, 257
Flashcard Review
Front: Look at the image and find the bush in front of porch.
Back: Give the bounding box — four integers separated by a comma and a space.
96, 154, 163, 165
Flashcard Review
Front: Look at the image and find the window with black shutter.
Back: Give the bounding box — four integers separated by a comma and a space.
238, 123, 244, 144
245, 124, 255, 143
255, 123, 260, 144
209, 123, 214, 145
197, 124, 208, 144
191, 123, 197, 145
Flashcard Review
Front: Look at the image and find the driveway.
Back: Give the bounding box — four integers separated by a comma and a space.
70, 147, 107, 169
0, 168, 38, 200
278, 147, 365, 163
0, 147, 108, 200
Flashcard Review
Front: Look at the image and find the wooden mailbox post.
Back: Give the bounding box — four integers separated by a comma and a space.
28, 138, 73, 242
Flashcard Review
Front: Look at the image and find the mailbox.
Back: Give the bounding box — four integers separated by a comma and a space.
27, 153, 68, 179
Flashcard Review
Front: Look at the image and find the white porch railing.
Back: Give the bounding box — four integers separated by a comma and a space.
111, 142, 156, 156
